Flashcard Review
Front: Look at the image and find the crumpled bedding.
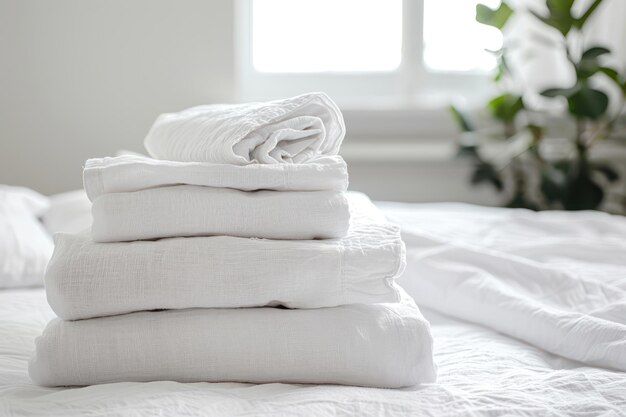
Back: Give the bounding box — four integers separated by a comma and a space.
2, 202, 626, 416
380, 202, 626, 372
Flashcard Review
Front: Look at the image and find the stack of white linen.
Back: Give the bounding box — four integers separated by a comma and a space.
29, 93, 437, 388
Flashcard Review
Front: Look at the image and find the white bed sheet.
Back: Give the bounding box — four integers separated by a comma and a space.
1, 292, 624, 416
380, 202, 626, 372
1, 203, 626, 416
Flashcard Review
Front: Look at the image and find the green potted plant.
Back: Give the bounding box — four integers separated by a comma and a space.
451, 0, 626, 212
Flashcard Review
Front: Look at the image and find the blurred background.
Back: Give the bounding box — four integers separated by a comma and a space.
2, 0, 626, 211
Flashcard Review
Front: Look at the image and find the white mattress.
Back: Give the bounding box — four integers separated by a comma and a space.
2, 203, 626, 416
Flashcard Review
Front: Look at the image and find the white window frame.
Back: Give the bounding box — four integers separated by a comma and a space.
236, 0, 495, 109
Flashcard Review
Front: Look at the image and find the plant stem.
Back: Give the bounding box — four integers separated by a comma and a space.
576, 118, 585, 149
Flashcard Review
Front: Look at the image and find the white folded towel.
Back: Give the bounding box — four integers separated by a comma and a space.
47, 193, 403, 320
83, 154, 348, 201
91, 185, 349, 242
29, 289, 436, 388
144, 92, 345, 164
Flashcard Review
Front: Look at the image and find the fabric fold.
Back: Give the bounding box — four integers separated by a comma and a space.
381, 202, 626, 373
144, 92, 345, 164
29, 289, 436, 388
83, 154, 348, 201
46, 193, 403, 320
91, 186, 349, 242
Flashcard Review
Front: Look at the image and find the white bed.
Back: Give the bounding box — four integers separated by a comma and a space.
1, 201, 625, 416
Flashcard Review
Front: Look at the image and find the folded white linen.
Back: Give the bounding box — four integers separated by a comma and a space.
47, 193, 403, 320
30, 289, 436, 388
83, 154, 348, 201
91, 185, 349, 242
144, 92, 345, 164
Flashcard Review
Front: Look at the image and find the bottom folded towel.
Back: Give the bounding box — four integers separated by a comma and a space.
29, 290, 436, 388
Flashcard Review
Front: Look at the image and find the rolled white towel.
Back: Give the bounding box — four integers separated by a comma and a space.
144, 92, 345, 164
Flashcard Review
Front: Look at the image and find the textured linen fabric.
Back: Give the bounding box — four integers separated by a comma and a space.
0, 187, 53, 288
83, 154, 348, 200
380, 201, 626, 373
4, 258, 626, 414
46, 193, 403, 320
144, 92, 345, 164
91, 185, 349, 242
29, 289, 436, 388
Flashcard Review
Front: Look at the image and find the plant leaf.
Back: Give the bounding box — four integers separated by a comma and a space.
575, 47, 611, 79
594, 164, 619, 182
529, 10, 570, 36
449, 105, 474, 132
562, 166, 604, 210
581, 46, 610, 60
576, 0, 604, 29
487, 93, 524, 123
530, 0, 575, 36
540, 87, 576, 98
476, 2, 513, 29
471, 161, 504, 192
567, 86, 608, 120
541, 166, 566, 203
491, 48, 509, 82
547, 0, 575, 14
506, 192, 540, 210
598, 66, 619, 81
598, 66, 626, 95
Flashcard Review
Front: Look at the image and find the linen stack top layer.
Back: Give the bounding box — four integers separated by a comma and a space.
29, 92, 437, 389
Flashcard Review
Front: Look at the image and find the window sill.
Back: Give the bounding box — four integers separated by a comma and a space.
341, 139, 457, 163
341, 136, 626, 164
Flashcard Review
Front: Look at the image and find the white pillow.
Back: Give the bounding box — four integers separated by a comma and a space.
0, 186, 53, 288
42, 189, 92, 235
0, 185, 50, 217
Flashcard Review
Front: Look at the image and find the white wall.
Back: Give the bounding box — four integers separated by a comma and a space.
0, 0, 236, 194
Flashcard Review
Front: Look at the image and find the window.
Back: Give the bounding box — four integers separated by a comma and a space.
252, 0, 403, 73
238, 0, 501, 106
423, 0, 502, 72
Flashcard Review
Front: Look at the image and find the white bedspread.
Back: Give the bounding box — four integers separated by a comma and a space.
2, 203, 625, 416
380, 202, 626, 372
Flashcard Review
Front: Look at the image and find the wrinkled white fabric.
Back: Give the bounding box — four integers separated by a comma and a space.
0, 187, 52, 288
42, 190, 91, 235
3, 289, 625, 416
46, 193, 403, 320
29, 289, 435, 389
380, 202, 626, 373
83, 154, 348, 201
91, 185, 349, 242
144, 93, 345, 164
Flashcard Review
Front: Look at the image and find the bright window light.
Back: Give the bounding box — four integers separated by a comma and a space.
251, 0, 402, 73
423, 0, 503, 72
